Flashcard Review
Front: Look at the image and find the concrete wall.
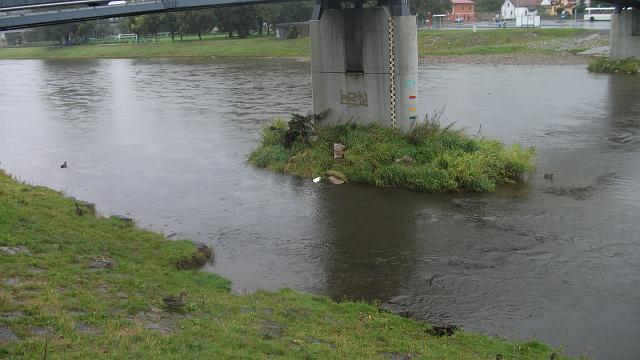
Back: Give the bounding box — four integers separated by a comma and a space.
610, 8, 640, 60
310, 7, 418, 131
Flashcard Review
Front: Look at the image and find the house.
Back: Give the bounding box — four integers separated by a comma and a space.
540, 0, 559, 15
450, 0, 476, 22
450, 0, 476, 21
546, 0, 577, 17
501, 0, 540, 20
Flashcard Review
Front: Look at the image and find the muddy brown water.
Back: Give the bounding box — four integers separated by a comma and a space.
0, 58, 638, 359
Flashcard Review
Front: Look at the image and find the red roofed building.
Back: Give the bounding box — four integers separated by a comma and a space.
450, 0, 476, 22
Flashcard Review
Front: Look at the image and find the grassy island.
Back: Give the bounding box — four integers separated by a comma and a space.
0, 169, 569, 359
587, 57, 639, 74
249, 116, 535, 192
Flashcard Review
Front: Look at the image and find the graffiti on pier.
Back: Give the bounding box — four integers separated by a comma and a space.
340, 90, 368, 106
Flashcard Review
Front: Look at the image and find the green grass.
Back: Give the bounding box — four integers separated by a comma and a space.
0, 169, 572, 359
419, 28, 590, 56
0, 28, 597, 59
587, 57, 639, 74
0, 35, 310, 59
249, 117, 535, 193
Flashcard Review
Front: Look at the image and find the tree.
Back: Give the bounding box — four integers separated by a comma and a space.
127, 14, 163, 42
73, 22, 98, 43
125, 16, 145, 41
177, 10, 214, 40
212, 5, 260, 38
257, 2, 314, 35
574, 0, 586, 15
16, 19, 114, 46
410, 0, 452, 20
36, 24, 70, 45
145, 14, 164, 42
161, 13, 179, 41
475, 0, 502, 12
5, 32, 23, 46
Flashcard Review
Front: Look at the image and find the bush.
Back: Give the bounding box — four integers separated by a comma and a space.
587, 57, 639, 74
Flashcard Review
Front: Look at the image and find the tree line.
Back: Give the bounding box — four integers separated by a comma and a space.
19, 2, 313, 45
10, 0, 521, 46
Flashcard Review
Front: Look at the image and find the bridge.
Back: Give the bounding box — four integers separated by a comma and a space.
610, 4, 640, 59
0, 0, 637, 130
0, 0, 419, 130
0, 0, 306, 30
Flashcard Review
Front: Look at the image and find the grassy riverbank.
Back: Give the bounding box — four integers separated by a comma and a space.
420, 28, 602, 56
0, 35, 310, 59
587, 57, 639, 74
0, 169, 569, 359
249, 117, 535, 192
0, 28, 602, 60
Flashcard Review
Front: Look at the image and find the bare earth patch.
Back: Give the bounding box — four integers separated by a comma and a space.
0, 311, 24, 321
0, 246, 29, 255
130, 307, 186, 334
29, 326, 55, 338
75, 322, 101, 336
0, 326, 19, 343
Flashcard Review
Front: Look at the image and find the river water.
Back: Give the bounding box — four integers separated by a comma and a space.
0, 58, 638, 359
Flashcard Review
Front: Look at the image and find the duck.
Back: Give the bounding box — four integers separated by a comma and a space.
543, 173, 554, 180
60, 161, 68, 169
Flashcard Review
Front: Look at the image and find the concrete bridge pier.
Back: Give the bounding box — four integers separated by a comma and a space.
610, 7, 640, 59
310, 0, 418, 131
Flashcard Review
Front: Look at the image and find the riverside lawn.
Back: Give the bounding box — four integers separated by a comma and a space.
0, 169, 572, 359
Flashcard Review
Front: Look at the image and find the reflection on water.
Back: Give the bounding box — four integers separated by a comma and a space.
607, 75, 640, 149
39, 61, 112, 122
1, 58, 639, 360
315, 186, 424, 300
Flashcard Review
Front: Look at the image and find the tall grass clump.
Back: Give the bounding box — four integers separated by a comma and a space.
249, 113, 535, 192
588, 57, 639, 74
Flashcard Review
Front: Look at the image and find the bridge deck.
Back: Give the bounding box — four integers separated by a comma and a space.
0, 0, 298, 31
1, 0, 637, 31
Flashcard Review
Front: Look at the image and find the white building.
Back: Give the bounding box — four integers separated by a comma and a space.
516, 12, 541, 27
501, 0, 541, 20
515, 6, 537, 17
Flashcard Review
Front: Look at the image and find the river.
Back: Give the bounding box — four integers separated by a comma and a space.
0, 58, 638, 359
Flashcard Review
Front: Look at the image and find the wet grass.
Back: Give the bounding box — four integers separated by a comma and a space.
0, 35, 310, 59
249, 117, 535, 192
0, 28, 595, 59
0, 169, 573, 359
587, 57, 639, 74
